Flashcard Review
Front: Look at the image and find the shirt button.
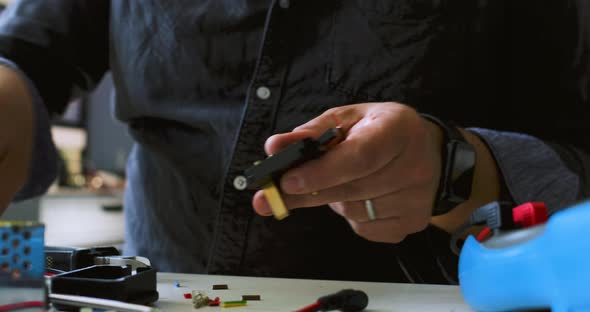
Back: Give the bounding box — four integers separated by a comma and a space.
256, 86, 271, 100
279, 0, 290, 9
233, 175, 248, 191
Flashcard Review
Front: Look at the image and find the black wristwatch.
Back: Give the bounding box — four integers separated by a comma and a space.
421, 114, 476, 216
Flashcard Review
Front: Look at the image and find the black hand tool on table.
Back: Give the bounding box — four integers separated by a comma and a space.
45, 246, 150, 273
45, 246, 158, 310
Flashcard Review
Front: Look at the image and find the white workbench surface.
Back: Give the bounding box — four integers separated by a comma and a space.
154, 273, 474, 312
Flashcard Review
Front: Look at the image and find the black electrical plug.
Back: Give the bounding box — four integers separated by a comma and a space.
317, 289, 368, 312
295, 289, 368, 312
243, 128, 344, 190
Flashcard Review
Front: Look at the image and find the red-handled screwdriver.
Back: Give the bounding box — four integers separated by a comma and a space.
294, 289, 369, 312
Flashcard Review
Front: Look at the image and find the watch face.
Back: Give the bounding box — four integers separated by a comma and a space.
449, 141, 476, 198
433, 139, 476, 216
451, 141, 476, 179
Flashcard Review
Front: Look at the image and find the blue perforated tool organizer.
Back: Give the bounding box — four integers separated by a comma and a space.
459, 201, 590, 312
0, 221, 44, 280
0, 221, 45, 307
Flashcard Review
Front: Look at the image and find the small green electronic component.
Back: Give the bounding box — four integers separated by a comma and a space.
221, 300, 247, 307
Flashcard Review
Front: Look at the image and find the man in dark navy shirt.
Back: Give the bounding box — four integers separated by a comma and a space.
0, 1, 588, 283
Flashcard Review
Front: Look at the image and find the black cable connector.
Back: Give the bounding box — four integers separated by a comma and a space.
317, 289, 368, 312
294, 289, 368, 312
468, 201, 515, 231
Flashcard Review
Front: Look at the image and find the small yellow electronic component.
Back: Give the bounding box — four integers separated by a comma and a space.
262, 181, 289, 220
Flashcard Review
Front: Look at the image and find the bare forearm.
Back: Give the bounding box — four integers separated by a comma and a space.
0, 65, 34, 214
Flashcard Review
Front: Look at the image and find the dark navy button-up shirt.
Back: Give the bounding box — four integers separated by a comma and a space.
1, 0, 589, 284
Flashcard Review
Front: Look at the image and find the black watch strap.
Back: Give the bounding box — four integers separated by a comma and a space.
421, 114, 476, 216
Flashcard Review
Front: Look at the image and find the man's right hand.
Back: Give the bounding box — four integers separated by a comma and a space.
0, 65, 34, 214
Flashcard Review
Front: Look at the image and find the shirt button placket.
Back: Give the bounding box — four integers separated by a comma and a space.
210, 1, 291, 275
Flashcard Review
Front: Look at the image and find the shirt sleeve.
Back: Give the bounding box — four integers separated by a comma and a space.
0, 0, 109, 199
0, 0, 109, 115
0, 58, 59, 201
467, 127, 579, 214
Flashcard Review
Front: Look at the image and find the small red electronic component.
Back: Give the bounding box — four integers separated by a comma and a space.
208, 297, 220, 306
